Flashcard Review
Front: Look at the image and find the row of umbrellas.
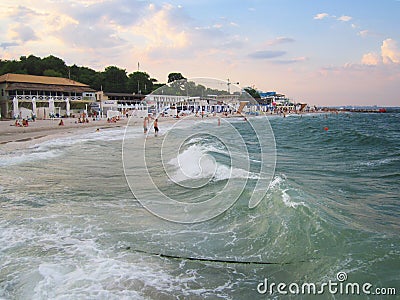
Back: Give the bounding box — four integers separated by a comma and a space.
12, 97, 70, 119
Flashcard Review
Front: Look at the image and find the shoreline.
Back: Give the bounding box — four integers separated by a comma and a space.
0, 110, 345, 151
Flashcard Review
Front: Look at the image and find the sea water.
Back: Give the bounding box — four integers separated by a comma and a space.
0, 112, 399, 299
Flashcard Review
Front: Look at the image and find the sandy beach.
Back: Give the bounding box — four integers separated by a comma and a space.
0, 118, 132, 150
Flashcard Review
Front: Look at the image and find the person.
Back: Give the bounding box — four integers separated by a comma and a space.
154, 118, 159, 137
59, 119, 64, 126
143, 117, 148, 134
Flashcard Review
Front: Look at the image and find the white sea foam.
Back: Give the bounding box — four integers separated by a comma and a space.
167, 143, 258, 183
359, 156, 399, 168
0, 127, 142, 167
0, 149, 63, 167
269, 174, 306, 208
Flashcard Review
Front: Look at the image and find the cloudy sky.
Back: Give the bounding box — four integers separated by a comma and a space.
1, 0, 399, 106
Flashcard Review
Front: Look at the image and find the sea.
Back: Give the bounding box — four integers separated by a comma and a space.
0, 111, 399, 299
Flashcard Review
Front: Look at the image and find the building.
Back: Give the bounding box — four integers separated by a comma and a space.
0, 73, 96, 119
95, 91, 145, 117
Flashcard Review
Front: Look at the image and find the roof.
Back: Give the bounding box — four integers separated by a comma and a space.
0, 73, 90, 87
103, 92, 145, 98
5, 82, 94, 93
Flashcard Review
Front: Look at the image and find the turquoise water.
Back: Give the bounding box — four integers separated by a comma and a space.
0, 112, 399, 299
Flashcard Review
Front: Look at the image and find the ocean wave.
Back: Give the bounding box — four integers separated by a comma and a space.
268, 174, 306, 208
0, 149, 63, 167
167, 143, 259, 183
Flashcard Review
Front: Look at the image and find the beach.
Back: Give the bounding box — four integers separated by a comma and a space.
0, 111, 398, 299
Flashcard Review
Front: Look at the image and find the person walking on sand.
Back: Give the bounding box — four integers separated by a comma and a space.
143, 117, 148, 134
154, 118, 159, 137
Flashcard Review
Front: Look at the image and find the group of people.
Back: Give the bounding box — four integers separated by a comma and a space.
143, 117, 159, 136
76, 117, 90, 124
14, 119, 29, 127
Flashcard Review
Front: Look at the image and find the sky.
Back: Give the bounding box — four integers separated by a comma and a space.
0, 0, 399, 106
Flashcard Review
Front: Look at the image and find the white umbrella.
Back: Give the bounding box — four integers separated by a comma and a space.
48, 97, 55, 117
13, 97, 19, 119
65, 98, 70, 117
31, 97, 37, 117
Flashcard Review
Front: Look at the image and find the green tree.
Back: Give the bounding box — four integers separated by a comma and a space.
102, 66, 128, 92
43, 69, 63, 77
42, 55, 68, 77
167, 72, 186, 83
244, 87, 261, 99
20, 55, 43, 75
127, 71, 154, 94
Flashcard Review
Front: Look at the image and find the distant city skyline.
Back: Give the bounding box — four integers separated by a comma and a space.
1, 0, 399, 106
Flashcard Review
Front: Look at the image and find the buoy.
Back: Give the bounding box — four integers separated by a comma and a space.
324, 127, 329, 131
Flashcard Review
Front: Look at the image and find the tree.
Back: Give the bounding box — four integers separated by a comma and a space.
102, 66, 128, 93
167, 72, 186, 83
42, 55, 68, 77
43, 69, 63, 77
20, 55, 44, 75
244, 87, 261, 99
127, 71, 154, 94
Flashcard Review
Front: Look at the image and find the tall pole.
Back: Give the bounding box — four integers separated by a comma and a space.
227, 78, 239, 94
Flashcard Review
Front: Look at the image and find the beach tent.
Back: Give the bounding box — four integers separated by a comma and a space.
48, 97, 55, 117
32, 97, 37, 117
65, 98, 70, 117
12, 97, 19, 119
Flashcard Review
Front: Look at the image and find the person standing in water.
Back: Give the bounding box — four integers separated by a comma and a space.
154, 118, 159, 137
143, 117, 148, 134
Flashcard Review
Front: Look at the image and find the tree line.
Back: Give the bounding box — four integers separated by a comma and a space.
0, 55, 187, 94
0, 54, 261, 98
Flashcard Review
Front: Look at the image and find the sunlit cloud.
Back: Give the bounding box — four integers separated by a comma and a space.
132, 4, 189, 50
361, 39, 400, 66
337, 15, 352, 22
381, 38, 400, 64
314, 13, 329, 20
361, 52, 380, 65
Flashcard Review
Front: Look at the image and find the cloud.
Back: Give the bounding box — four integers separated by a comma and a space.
266, 36, 295, 46
361, 52, 380, 65
314, 13, 329, 20
361, 38, 400, 66
248, 50, 286, 59
274, 57, 308, 64
337, 15, 352, 22
0, 42, 19, 49
358, 30, 370, 37
132, 4, 189, 50
381, 38, 400, 64
314, 13, 353, 23
8, 24, 38, 42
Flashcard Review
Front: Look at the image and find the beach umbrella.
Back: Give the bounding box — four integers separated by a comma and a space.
12, 97, 19, 119
65, 98, 70, 117
49, 97, 55, 117
31, 97, 37, 117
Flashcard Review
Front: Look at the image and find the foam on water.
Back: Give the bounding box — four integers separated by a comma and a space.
0, 149, 63, 167
268, 174, 306, 208
167, 143, 258, 183
0, 127, 142, 167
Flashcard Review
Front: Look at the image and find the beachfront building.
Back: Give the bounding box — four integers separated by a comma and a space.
144, 94, 241, 115
95, 91, 145, 118
0, 73, 95, 119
